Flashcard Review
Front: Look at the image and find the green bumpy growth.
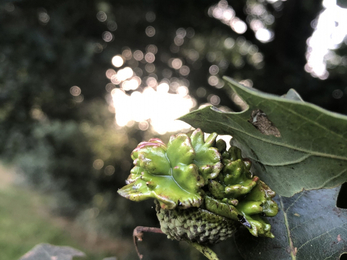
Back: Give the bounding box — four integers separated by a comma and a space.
118, 128, 278, 239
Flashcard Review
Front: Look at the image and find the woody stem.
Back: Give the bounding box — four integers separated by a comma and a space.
133, 226, 164, 259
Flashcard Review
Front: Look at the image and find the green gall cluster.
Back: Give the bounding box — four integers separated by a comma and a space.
118, 128, 279, 240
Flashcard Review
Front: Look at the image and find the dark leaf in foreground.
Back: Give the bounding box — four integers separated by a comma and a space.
235, 187, 347, 259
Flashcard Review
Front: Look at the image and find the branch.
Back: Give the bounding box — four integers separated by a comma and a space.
133, 226, 164, 259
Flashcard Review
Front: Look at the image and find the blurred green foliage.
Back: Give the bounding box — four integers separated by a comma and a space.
0, 0, 347, 259
0, 179, 117, 260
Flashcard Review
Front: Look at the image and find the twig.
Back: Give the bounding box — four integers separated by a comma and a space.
132, 226, 220, 260
133, 226, 164, 259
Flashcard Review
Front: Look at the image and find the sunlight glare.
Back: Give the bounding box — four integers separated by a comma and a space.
111, 84, 194, 134
306, 0, 347, 79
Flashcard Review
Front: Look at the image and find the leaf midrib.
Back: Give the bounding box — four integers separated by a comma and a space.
279, 196, 296, 260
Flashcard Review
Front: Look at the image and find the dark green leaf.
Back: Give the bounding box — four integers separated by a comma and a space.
234, 187, 347, 260
19, 243, 85, 260
180, 77, 347, 197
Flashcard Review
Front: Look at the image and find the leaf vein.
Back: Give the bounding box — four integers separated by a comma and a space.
297, 225, 345, 251
319, 168, 347, 188
249, 154, 311, 167
203, 118, 347, 161
275, 102, 347, 141
289, 218, 316, 233
285, 193, 305, 213
280, 196, 296, 260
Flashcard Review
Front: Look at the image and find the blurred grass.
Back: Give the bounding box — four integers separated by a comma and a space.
0, 165, 123, 260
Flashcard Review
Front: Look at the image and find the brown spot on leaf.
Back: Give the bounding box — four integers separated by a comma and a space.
294, 247, 297, 256
249, 109, 281, 137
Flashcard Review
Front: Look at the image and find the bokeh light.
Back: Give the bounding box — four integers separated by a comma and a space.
107, 21, 117, 31
146, 44, 158, 54
102, 31, 113, 42
105, 69, 116, 79
179, 65, 190, 76
104, 165, 115, 176
145, 52, 155, 63
209, 94, 221, 105
122, 48, 132, 60
145, 63, 155, 73
93, 159, 104, 170
245, 1, 274, 43
96, 11, 107, 22
145, 26, 156, 37
255, 28, 273, 43
209, 0, 248, 35
146, 11, 156, 22
111, 55, 124, 67
38, 10, 50, 24
209, 65, 219, 75
231, 19, 247, 34
70, 86, 81, 96
170, 58, 183, 69
208, 76, 219, 87
133, 50, 144, 61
